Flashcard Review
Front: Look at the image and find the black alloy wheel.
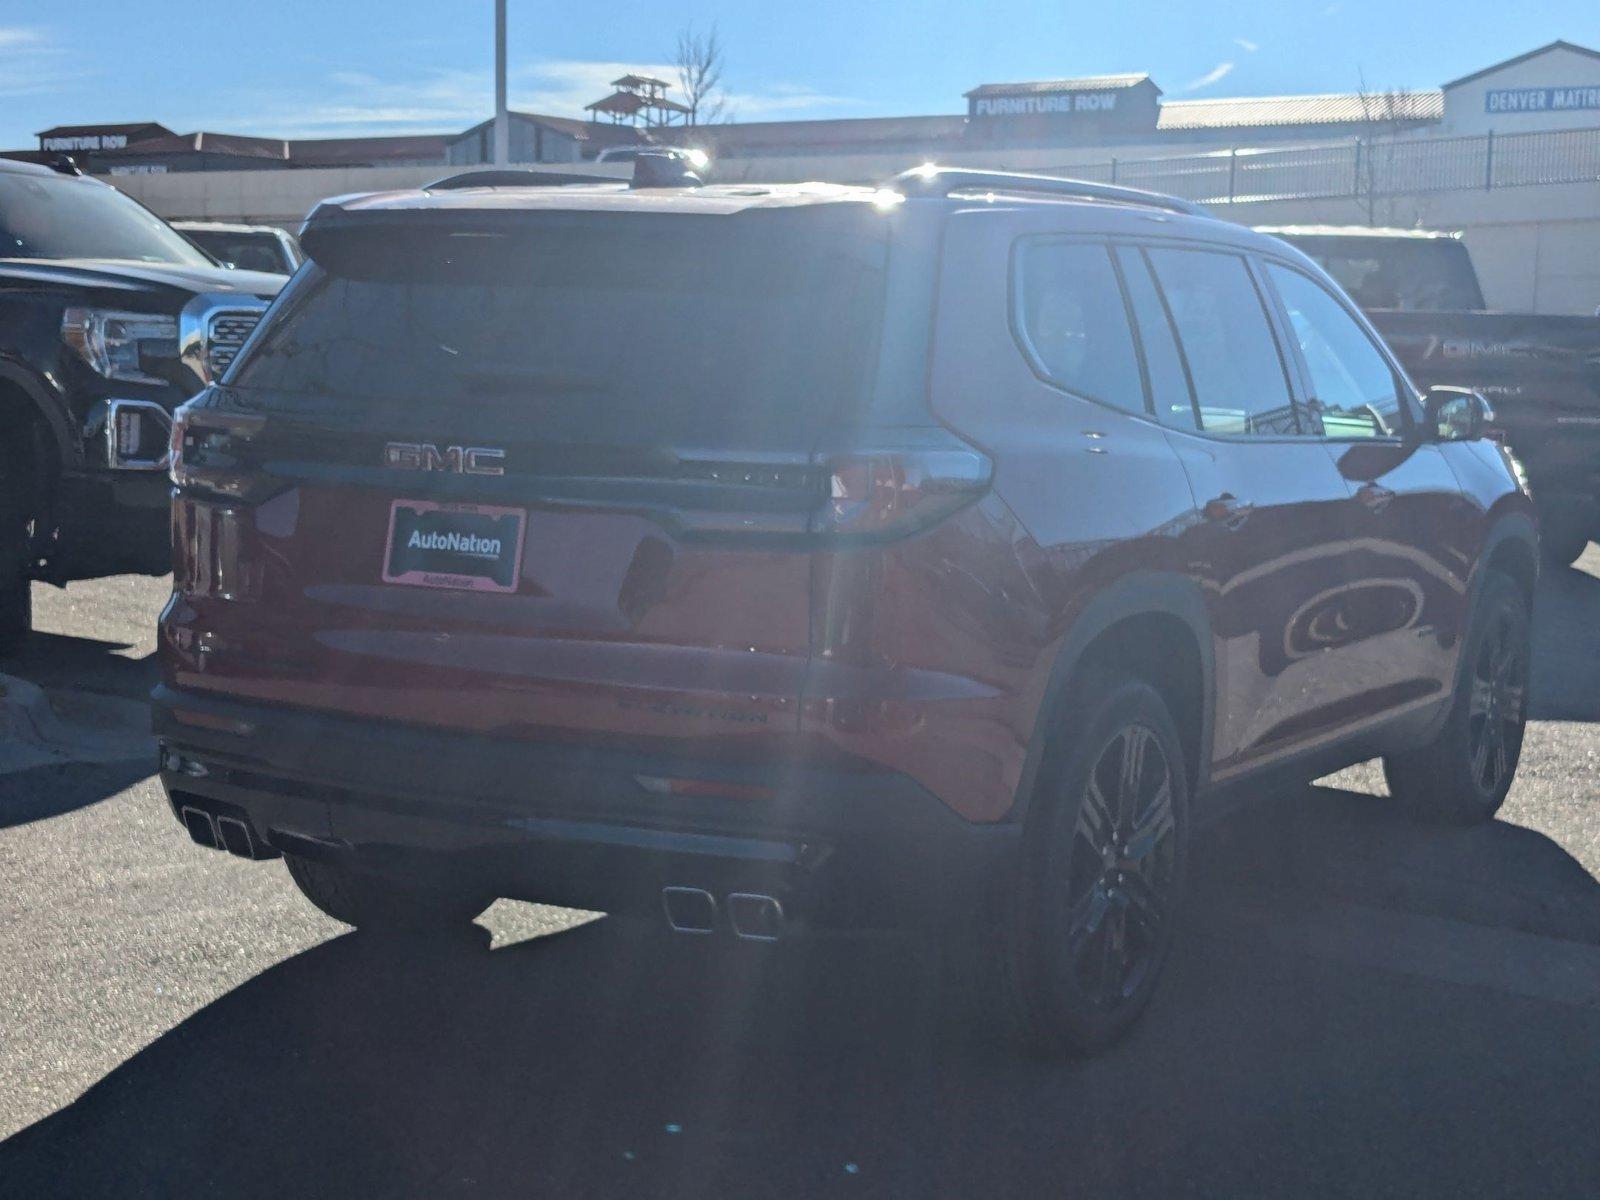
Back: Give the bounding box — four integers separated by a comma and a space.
1464, 600, 1528, 798
1383, 571, 1530, 824
1062, 723, 1178, 1009
999, 670, 1190, 1057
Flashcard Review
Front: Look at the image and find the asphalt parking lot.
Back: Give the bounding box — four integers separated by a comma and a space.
1, 559, 1598, 1198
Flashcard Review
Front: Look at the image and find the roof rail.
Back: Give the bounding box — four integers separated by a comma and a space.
885, 166, 1208, 218
425, 168, 617, 190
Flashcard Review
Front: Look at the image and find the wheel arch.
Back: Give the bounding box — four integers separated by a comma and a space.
1009, 571, 1213, 826
0, 363, 74, 467
1434, 510, 1538, 725
1479, 512, 1538, 607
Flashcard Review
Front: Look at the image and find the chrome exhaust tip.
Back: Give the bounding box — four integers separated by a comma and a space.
215, 815, 255, 858
180, 806, 218, 850
662, 887, 718, 935
727, 893, 785, 942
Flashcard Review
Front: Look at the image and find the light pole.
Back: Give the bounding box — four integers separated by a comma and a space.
492, 0, 509, 166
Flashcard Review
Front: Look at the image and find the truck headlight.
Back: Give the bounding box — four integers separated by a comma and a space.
62, 307, 179, 385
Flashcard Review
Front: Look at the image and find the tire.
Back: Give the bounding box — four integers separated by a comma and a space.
998, 671, 1190, 1057
1383, 571, 1530, 824
284, 853, 489, 932
0, 442, 33, 656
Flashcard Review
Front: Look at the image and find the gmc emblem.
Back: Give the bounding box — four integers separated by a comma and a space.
383, 442, 506, 476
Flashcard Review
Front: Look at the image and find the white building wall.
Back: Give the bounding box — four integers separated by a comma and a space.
1442, 45, 1600, 136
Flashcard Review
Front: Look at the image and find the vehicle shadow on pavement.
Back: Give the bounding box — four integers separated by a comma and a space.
0, 759, 155, 830
4, 787, 1598, 1199
0, 630, 158, 702
1529, 562, 1600, 722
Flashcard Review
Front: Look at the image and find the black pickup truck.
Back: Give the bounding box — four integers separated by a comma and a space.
1263, 226, 1600, 565
0, 157, 283, 648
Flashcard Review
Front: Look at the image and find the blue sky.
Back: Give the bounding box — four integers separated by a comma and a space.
0, 1, 1594, 146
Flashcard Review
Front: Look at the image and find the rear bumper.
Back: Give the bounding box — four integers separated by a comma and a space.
152, 684, 1020, 926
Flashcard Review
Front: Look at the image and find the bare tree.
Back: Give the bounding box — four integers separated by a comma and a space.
1354, 72, 1421, 226
674, 22, 725, 126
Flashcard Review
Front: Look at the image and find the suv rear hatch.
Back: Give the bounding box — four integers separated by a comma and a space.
164, 195, 978, 766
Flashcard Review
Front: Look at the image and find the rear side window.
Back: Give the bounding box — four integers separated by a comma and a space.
1115, 247, 1196, 430
231, 209, 889, 451
1145, 247, 1297, 436
1014, 240, 1146, 415
1264, 262, 1408, 439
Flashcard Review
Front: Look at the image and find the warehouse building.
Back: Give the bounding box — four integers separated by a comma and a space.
9, 39, 1595, 180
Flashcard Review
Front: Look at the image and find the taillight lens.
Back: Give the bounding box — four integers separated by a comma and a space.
815, 445, 992, 539
169, 396, 271, 502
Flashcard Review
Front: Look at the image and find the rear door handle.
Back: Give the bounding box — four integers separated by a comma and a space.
1203, 493, 1255, 530
1356, 483, 1396, 515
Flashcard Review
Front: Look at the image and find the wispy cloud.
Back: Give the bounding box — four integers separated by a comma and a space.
1183, 61, 1236, 93
1233, 38, 1259, 52
0, 26, 85, 99
203, 59, 850, 138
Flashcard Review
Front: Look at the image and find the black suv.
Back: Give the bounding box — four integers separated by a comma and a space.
0, 158, 283, 649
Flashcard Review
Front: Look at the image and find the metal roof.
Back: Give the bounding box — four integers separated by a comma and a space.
289, 134, 451, 165
1443, 39, 1600, 90
1157, 90, 1443, 130
660, 114, 966, 152
95, 131, 290, 160
965, 74, 1154, 99
450, 112, 646, 147
34, 121, 173, 140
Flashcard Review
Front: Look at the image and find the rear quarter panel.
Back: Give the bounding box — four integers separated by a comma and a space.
803, 205, 1198, 822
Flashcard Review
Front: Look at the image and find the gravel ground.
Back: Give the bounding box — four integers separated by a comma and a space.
1, 555, 1597, 1198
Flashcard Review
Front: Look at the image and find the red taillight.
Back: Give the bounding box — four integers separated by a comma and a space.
815, 445, 992, 539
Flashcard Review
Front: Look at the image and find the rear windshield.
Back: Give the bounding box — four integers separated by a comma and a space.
1277, 235, 1486, 313
230, 208, 889, 450
185, 229, 292, 274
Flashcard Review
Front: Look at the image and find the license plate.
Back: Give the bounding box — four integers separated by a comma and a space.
383, 499, 525, 593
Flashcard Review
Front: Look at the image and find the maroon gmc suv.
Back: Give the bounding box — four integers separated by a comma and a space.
155, 164, 1536, 1055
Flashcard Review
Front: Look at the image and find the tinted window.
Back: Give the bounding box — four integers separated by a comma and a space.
1015, 241, 1145, 415
1275, 235, 1486, 312
232, 210, 888, 450
0, 172, 212, 266
1265, 263, 1406, 439
1145, 248, 1297, 436
1115, 246, 1196, 429
186, 231, 291, 274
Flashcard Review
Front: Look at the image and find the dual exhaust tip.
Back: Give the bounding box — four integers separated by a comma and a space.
662, 886, 787, 942
180, 805, 279, 860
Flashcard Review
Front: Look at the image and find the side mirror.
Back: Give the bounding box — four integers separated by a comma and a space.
1422, 386, 1493, 442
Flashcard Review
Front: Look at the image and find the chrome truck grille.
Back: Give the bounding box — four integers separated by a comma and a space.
180, 294, 272, 385
205, 311, 263, 378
